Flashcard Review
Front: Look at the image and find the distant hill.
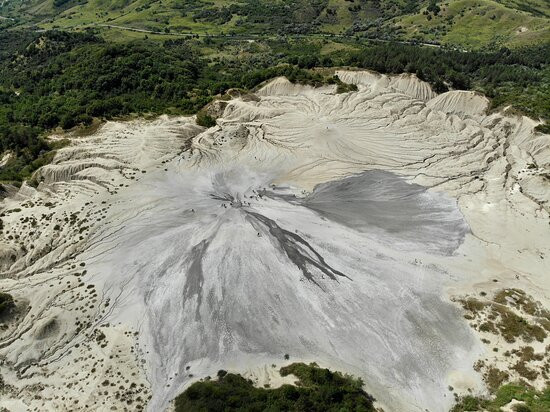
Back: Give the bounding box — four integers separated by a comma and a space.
1, 0, 549, 48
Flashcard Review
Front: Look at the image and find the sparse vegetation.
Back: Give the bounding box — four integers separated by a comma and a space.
458, 293, 548, 344
452, 382, 550, 412
494, 289, 550, 319
457, 288, 550, 404
332, 76, 359, 94
485, 367, 509, 392
174, 362, 375, 412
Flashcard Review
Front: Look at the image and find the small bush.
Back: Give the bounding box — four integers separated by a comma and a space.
196, 112, 217, 128
0, 292, 15, 315
336, 82, 358, 94
534, 123, 550, 134
174, 362, 375, 412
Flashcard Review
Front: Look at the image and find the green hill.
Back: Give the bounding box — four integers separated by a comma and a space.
1, 0, 549, 48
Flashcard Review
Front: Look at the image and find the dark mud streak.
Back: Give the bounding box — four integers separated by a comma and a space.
184, 239, 209, 321
245, 211, 351, 288
209, 193, 234, 202
264, 170, 469, 255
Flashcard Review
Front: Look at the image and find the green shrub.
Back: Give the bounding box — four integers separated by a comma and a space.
336, 82, 358, 94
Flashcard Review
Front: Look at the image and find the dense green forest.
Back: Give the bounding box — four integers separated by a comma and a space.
0, 29, 548, 182
174, 362, 376, 412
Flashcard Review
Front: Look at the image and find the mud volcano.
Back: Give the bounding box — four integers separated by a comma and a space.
0, 71, 548, 412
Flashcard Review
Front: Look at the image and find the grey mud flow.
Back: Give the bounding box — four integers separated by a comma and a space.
89, 169, 478, 412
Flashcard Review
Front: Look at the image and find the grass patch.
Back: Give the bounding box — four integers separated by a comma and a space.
458, 290, 548, 344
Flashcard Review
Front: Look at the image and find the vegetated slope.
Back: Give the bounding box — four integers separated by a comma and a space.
452, 381, 550, 411
1, 0, 549, 48
0, 30, 548, 182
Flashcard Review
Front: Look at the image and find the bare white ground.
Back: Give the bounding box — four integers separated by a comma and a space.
0, 72, 548, 412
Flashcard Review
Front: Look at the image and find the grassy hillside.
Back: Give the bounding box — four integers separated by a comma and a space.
174, 363, 376, 412
1, 0, 549, 48
395, 0, 550, 48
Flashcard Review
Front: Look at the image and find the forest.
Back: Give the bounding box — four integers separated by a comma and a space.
0, 29, 548, 182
